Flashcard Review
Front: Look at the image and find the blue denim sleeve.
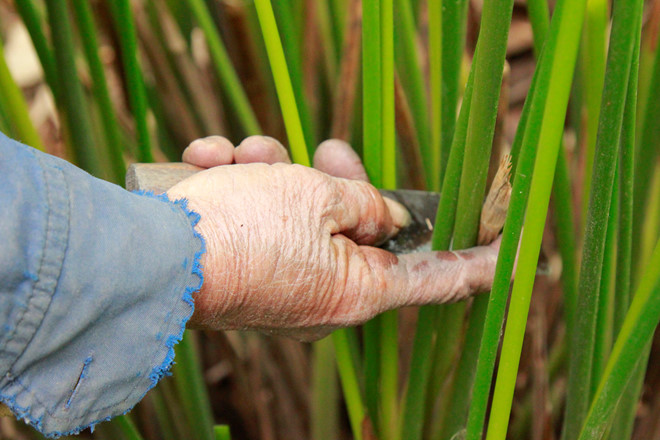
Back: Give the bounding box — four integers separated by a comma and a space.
0, 132, 204, 437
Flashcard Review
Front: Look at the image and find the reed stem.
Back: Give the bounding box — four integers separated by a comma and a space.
185, 0, 261, 136
332, 329, 365, 440
45, 0, 101, 175
578, 240, 660, 439
254, 0, 310, 166
0, 42, 44, 151
563, 0, 644, 434
13, 0, 61, 102
438, 0, 515, 435
109, 0, 153, 163
440, 0, 469, 180
172, 333, 215, 440
485, 0, 589, 436
72, 0, 126, 183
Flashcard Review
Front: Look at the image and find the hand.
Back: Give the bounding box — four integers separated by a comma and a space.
172, 136, 500, 341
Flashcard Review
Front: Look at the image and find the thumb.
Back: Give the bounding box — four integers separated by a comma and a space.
324, 238, 499, 326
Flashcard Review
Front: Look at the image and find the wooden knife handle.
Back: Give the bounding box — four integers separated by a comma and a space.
126, 163, 203, 193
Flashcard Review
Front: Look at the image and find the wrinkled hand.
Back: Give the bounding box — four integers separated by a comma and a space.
171, 136, 500, 341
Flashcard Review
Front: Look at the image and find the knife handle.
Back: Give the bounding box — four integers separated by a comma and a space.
126, 163, 203, 193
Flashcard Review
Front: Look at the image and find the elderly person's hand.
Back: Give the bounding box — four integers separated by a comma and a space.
172, 136, 500, 341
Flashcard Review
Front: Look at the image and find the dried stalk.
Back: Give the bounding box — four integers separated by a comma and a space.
154, 1, 225, 135
221, 0, 276, 134
330, 0, 361, 141
479, 154, 513, 245
395, 74, 426, 190
134, 4, 202, 143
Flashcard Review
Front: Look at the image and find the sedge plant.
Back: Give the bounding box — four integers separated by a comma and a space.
2, 1, 660, 439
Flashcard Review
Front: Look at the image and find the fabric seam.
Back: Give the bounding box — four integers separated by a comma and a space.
0, 151, 68, 369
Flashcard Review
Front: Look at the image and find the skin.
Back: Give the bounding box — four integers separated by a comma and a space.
170, 136, 501, 341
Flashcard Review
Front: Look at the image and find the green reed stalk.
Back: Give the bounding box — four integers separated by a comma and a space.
0, 42, 44, 151
0, 94, 11, 133
184, 0, 261, 136
608, 27, 641, 440
254, 0, 311, 166
160, 376, 195, 439
484, 0, 589, 437
508, 62, 541, 174
527, 0, 549, 54
113, 415, 144, 440
429, 0, 442, 190
436, 1, 514, 436
591, 169, 618, 394
361, 0, 383, 431
380, 0, 395, 191
145, 85, 178, 161
378, 1, 398, 437
45, 0, 101, 175
108, 0, 153, 163
214, 425, 231, 440
394, 0, 432, 189
579, 0, 608, 227
172, 333, 215, 440
578, 239, 660, 440
72, 0, 126, 184
641, 173, 660, 261
429, 59, 476, 439
362, 0, 382, 186
464, 54, 549, 439
380, 310, 399, 440
450, 0, 512, 248
613, 31, 640, 337
526, 0, 579, 358
440, 0, 469, 180
332, 329, 365, 440
465, 19, 562, 436
399, 60, 476, 440
399, 307, 439, 440
562, 0, 644, 436
148, 388, 179, 440
553, 148, 579, 346
13, 0, 60, 103
633, 31, 660, 270
311, 338, 339, 440
271, 1, 316, 152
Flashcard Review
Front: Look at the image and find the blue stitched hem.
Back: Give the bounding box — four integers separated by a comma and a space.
0, 191, 205, 438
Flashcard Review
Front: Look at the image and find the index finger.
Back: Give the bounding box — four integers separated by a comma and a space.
327, 177, 411, 245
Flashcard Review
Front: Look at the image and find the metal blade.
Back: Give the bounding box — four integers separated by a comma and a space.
126, 163, 440, 254
378, 189, 439, 254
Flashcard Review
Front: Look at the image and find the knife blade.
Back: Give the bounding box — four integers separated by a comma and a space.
126, 163, 440, 254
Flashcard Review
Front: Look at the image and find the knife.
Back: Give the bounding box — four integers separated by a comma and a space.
126, 163, 440, 254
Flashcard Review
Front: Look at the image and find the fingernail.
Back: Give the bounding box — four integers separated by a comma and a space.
384, 197, 411, 228
236, 136, 291, 164
188, 136, 233, 150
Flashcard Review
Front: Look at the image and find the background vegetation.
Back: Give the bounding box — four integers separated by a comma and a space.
0, 0, 659, 439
